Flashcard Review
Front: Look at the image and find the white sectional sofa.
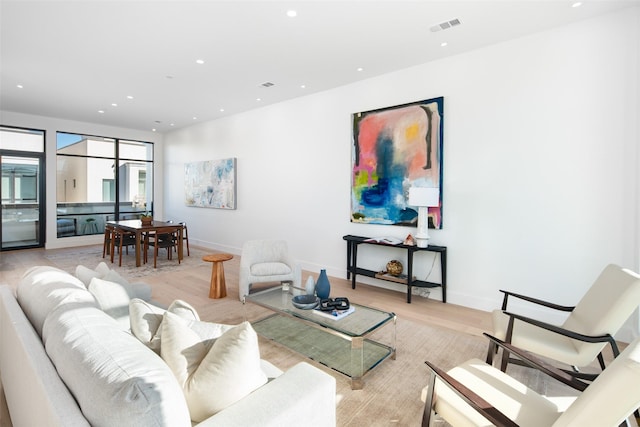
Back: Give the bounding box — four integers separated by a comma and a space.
0, 265, 336, 427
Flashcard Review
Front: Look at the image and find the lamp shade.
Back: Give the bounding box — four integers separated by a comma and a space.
408, 187, 439, 207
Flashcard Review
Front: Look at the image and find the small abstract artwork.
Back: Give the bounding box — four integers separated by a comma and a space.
184, 158, 237, 209
351, 97, 444, 228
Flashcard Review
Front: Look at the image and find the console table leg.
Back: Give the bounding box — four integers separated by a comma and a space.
441, 251, 447, 303
407, 250, 415, 303
351, 244, 358, 289
346, 241, 352, 280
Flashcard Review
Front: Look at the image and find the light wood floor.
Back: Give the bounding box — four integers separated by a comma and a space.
0, 244, 493, 337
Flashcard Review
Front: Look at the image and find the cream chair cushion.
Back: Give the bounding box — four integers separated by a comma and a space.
422, 358, 564, 427
423, 337, 640, 427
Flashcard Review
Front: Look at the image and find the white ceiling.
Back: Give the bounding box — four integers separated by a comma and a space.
1, 0, 638, 133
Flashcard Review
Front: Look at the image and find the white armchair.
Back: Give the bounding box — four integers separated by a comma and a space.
239, 240, 301, 301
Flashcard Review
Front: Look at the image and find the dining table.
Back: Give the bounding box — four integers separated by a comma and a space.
107, 219, 184, 267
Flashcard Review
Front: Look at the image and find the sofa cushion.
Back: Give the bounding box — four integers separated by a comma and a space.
16, 266, 98, 336
42, 303, 191, 427
160, 312, 268, 422
76, 263, 152, 302
129, 298, 204, 353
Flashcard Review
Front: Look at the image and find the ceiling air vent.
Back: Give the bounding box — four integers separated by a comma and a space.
430, 18, 462, 32
261, 82, 275, 87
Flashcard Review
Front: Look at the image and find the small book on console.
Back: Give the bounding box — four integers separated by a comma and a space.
312, 305, 355, 320
364, 236, 403, 245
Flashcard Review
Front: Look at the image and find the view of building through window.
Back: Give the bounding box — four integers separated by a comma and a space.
56, 132, 153, 237
0, 126, 45, 249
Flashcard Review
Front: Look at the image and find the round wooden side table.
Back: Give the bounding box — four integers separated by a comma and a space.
202, 253, 233, 299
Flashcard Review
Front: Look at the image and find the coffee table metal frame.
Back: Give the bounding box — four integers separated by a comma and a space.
245, 286, 396, 389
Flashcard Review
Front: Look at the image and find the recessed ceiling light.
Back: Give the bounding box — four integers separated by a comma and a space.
441, 42, 448, 47
98, 110, 105, 114
111, 103, 118, 107
286, 10, 297, 17
572, 2, 582, 7
300, 84, 306, 89
152, 128, 157, 132
193, 117, 197, 120
220, 108, 225, 112
16, 84, 23, 89
196, 59, 205, 64
127, 95, 134, 99
357, 67, 364, 72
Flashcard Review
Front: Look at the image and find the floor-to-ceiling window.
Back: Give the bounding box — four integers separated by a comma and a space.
0, 126, 46, 250
56, 132, 153, 237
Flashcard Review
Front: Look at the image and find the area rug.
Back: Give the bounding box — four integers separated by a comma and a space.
43, 245, 209, 279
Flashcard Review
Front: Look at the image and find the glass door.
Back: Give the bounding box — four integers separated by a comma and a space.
1, 154, 45, 249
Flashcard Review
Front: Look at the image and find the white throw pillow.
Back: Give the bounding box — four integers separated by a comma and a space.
102, 269, 134, 290
94, 261, 111, 277
160, 313, 268, 422
75, 264, 102, 287
88, 277, 133, 328
129, 298, 202, 353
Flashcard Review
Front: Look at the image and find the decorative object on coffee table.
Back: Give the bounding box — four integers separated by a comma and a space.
386, 260, 403, 276
202, 253, 233, 299
315, 269, 331, 299
305, 276, 315, 295
291, 294, 320, 310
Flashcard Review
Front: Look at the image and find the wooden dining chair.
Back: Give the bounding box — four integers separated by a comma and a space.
102, 224, 114, 259
110, 228, 137, 266
144, 227, 180, 268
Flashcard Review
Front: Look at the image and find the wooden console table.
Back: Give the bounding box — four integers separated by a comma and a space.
342, 235, 447, 303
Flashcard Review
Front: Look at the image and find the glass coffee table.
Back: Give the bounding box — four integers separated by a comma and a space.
245, 286, 396, 389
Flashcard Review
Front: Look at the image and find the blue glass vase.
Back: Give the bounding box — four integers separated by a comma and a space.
315, 269, 331, 299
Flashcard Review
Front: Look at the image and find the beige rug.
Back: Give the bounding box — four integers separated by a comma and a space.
43, 245, 210, 279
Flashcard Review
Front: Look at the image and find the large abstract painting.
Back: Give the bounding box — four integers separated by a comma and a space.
351, 97, 444, 228
184, 158, 237, 209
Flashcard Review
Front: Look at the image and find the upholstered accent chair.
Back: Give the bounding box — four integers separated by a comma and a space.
239, 240, 301, 301
488, 264, 640, 379
422, 334, 640, 427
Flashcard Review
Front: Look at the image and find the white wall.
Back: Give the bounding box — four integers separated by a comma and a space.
0, 111, 162, 249
163, 8, 640, 339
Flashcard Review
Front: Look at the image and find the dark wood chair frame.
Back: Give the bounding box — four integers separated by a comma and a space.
486, 290, 620, 381
423, 333, 590, 427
